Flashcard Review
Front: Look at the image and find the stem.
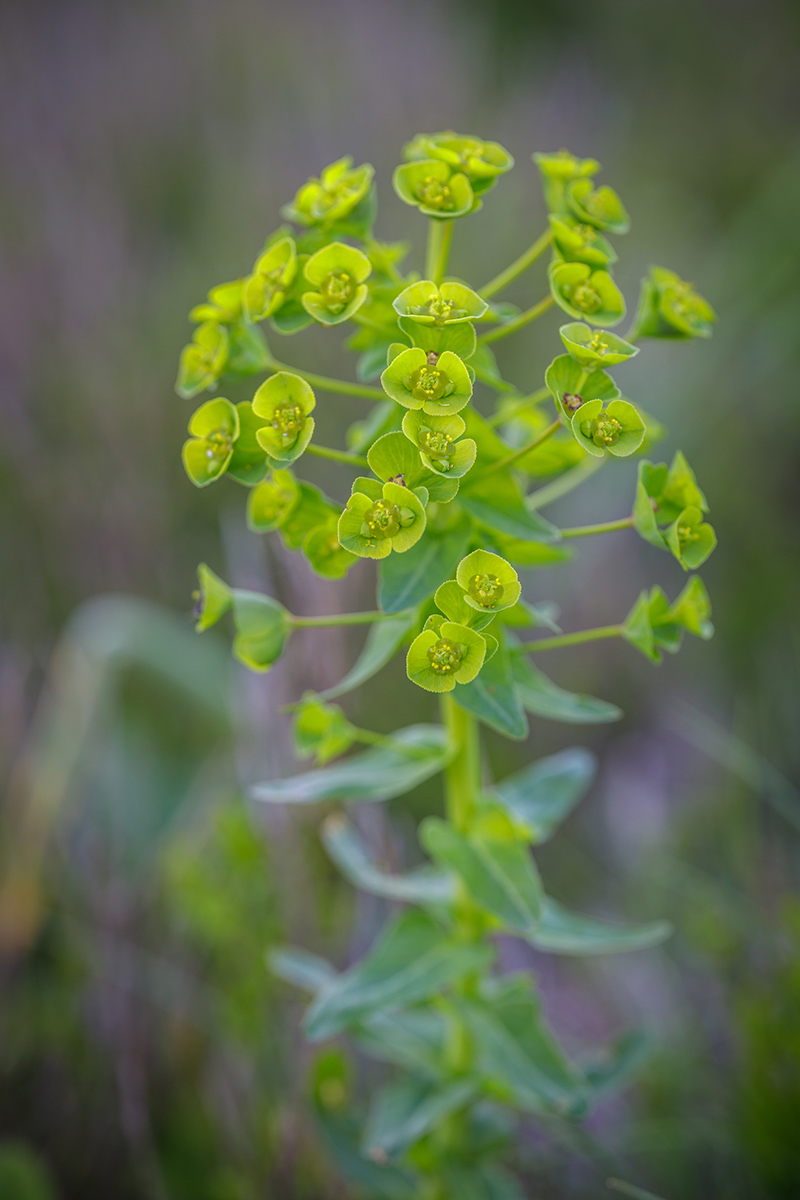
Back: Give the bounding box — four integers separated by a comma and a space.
263, 350, 384, 402
289, 610, 393, 628
514, 625, 623, 654
561, 515, 634, 539
480, 228, 553, 299
476, 418, 561, 479
487, 386, 550, 427
441, 695, 479, 833
527, 455, 605, 509
478, 294, 554, 345
304, 444, 369, 468
426, 219, 453, 285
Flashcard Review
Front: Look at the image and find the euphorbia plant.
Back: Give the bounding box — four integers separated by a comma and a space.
176, 132, 716, 1198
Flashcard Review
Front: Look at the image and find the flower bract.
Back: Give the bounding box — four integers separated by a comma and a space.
381, 347, 473, 416
549, 262, 626, 327
631, 266, 716, 340
665, 505, 718, 570
247, 469, 300, 532
393, 159, 474, 218
243, 236, 297, 322
406, 621, 487, 692
338, 480, 426, 560
549, 215, 617, 268
393, 280, 487, 326
182, 397, 240, 487
456, 549, 521, 613
565, 179, 630, 234
176, 321, 229, 398
571, 399, 646, 458
401, 410, 477, 477
194, 563, 233, 631
558, 322, 638, 368
302, 242, 372, 326
252, 371, 316, 463
282, 157, 374, 227
404, 131, 514, 194
293, 695, 355, 765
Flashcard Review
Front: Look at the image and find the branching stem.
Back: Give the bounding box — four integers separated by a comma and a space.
476, 418, 562, 479
514, 625, 623, 654
478, 294, 554, 345
527, 455, 605, 509
263, 350, 385, 401
480, 228, 553, 299
305, 444, 369, 468
561, 515, 634, 539
487, 386, 550, 426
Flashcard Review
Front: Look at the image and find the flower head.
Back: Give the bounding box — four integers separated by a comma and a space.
252, 372, 316, 464
182, 397, 240, 487
282, 157, 374, 227
338, 480, 426, 560
381, 347, 473, 416
406, 621, 487, 692
455, 549, 521, 613
302, 242, 372, 326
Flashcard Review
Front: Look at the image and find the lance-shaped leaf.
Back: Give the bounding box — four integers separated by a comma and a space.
317, 610, 417, 702
457, 980, 583, 1115
453, 634, 529, 740
528, 898, 672, 955
313, 1105, 415, 1200
250, 724, 452, 805
460, 473, 560, 544
379, 520, 472, 613
489, 748, 596, 843
321, 814, 454, 905
421, 815, 543, 935
269, 946, 337, 992
358, 1007, 450, 1079
304, 909, 493, 1040
363, 1076, 478, 1160
511, 654, 623, 725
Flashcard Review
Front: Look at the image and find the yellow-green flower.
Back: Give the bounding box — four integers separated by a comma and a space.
456, 549, 521, 614
406, 621, 487, 692
252, 372, 316, 464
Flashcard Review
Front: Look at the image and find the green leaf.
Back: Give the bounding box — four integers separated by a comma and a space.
528, 897, 672, 955
357, 1008, 449, 1078
313, 1106, 416, 1200
421, 817, 543, 935
363, 1076, 477, 1159
397, 317, 477, 360
453, 636, 528, 740
231, 590, 290, 672
490, 747, 596, 843
304, 909, 493, 1040
379, 521, 472, 614
269, 945, 337, 992
579, 1030, 651, 1101
457, 982, 582, 1115
250, 724, 452, 805
511, 655, 622, 724
315, 611, 416, 702
460, 473, 560, 544
322, 814, 454, 905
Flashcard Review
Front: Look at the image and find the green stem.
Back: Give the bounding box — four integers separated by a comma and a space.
476, 418, 561, 479
440, 695, 479, 833
526, 455, 605, 509
561, 515, 634, 539
514, 624, 623, 654
487, 386, 550, 426
263, 351, 384, 402
478, 294, 554, 345
289, 610, 392, 628
479, 228, 553, 299
305, 444, 369, 468
426, 219, 453, 286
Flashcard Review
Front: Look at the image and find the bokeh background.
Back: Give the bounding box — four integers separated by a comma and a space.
1, 1, 800, 1197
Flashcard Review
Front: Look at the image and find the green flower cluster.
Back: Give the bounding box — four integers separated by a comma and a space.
175, 135, 720, 1200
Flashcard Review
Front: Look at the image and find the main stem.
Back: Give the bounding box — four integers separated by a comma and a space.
441, 695, 479, 834
480, 228, 553, 299
426, 219, 453, 286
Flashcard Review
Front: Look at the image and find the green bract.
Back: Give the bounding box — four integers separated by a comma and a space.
559, 322, 638, 368
182, 397, 239, 487
338, 480, 426, 560
177, 137, 718, 1199
632, 265, 717, 339
393, 280, 487, 326
549, 215, 617, 267
381, 347, 473, 415
252, 372, 316, 463
247, 469, 299, 532
404, 131, 514, 193
549, 262, 626, 326
456, 549, 521, 614
565, 178, 630, 234
572, 399, 646, 458
301, 242, 372, 326
406, 621, 487, 692
282, 157, 374, 227
401, 410, 477, 477
176, 321, 229, 398
243, 236, 297, 322
393, 159, 474, 218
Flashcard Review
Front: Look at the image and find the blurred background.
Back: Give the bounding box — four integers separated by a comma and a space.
1, 0, 799, 1196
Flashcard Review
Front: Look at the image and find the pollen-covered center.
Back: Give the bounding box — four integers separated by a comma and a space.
570, 283, 602, 314
418, 426, 454, 468
574, 223, 599, 246
204, 427, 234, 461
589, 332, 610, 353
582, 191, 608, 220
362, 499, 402, 539
417, 176, 453, 211
410, 365, 451, 404
427, 637, 464, 675
320, 270, 355, 313
677, 523, 699, 546
582, 414, 622, 448
271, 400, 305, 444
468, 572, 504, 607
409, 292, 465, 326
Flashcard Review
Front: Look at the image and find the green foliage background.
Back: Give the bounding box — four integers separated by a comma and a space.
1, 1, 799, 1197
